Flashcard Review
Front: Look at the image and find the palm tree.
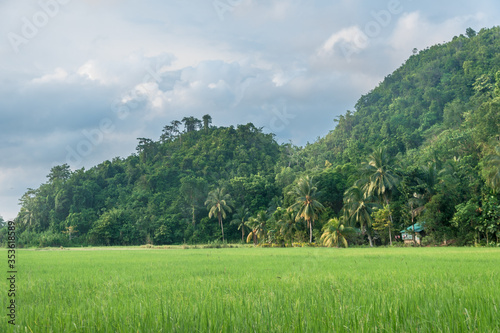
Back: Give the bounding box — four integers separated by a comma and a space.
202, 114, 212, 133
361, 147, 399, 245
320, 217, 356, 248
182, 116, 202, 133
439, 156, 460, 178
416, 162, 439, 204
343, 186, 377, 247
205, 188, 233, 242
18, 189, 37, 232
484, 145, 500, 193
171, 119, 181, 137
164, 120, 182, 145
245, 218, 259, 245
245, 211, 267, 245
288, 176, 325, 243
18, 207, 34, 232
160, 124, 174, 142
231, 206, 249, 242
277, 209, 297, 246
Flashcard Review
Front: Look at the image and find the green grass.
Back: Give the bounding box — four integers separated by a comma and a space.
2, 247, 500, 332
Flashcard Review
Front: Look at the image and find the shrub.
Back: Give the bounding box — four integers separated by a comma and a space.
421, 236, 435, 247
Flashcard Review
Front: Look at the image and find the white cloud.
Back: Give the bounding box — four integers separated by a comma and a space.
319, 26, 369, 56
272, 68, 306, 87
32, 67, 68, 84
77, 61, 100, 82
390, 11, 486, 55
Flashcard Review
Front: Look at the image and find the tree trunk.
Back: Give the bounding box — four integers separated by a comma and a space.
192, 204, 196, 227
241, 227, 244, 242
309, 219, 313, 243
385, 196, 393, 246
221, 221, 224, 242
411, 203, 416, 246
368, 233, 373, 247
363, 225, 374, 247
388, 225, 392, 246
412, 224, 416, 246
218, 213, 224, 242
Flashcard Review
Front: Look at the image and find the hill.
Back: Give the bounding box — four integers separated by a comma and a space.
302, 26, 500, 166
9, 27, 500, 247
13, 122, 283, 246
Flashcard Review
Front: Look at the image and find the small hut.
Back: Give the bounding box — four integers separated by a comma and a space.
401, 223, 425, 245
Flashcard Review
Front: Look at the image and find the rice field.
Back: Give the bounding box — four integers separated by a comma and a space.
2, 247, 500, 332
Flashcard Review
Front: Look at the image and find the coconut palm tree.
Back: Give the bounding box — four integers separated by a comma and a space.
320, 217, 356, 248
343, 186, 377, 247
205, 188, 232, 242
418, 162, 439, 200
17, 189, 38, 232
245, 218, 259, 245
245, 211, 267, 245
202, 114, 212, 133
231, 206, 249, 242
288, 176, 325, 243
169, 120, 182, 144
18, 207, 34, 232
277, 209, 297, 246
361, 147, 399, 245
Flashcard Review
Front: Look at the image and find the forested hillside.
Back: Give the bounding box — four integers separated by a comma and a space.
8, 27, 500, 247
302, 26, 500, 166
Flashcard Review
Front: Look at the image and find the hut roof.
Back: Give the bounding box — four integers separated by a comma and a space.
401, 222, 425, 233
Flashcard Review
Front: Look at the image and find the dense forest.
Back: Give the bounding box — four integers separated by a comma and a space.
5, 27, 500, 247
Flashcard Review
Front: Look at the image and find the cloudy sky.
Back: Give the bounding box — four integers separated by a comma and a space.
0, 0, 498, 220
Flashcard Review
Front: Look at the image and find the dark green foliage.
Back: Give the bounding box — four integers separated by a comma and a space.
15, 122, 281, 246
301, 27, 500, 245
14, 27, 500, 247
